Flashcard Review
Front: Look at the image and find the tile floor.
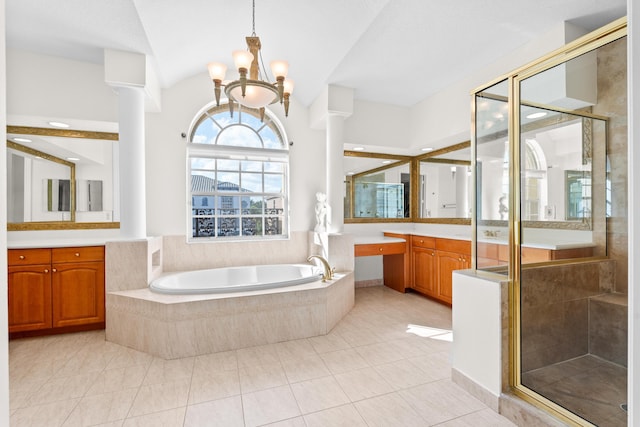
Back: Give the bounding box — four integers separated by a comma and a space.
522, 355, 628, 427
9, 286, 517, 427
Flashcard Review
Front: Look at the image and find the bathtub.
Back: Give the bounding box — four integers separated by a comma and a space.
149, 263, 324, 294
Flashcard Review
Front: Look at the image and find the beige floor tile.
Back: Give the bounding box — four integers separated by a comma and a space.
122, 407, 186, 427
62, 388, 137, 426
184, 395, 244, 427
193, 350, 238, 373
334, 367, 396, 401
308, 332, 351, 353
92, 421, 125, 427
437, 408, 518, 426
242, 385, 301, 427
335, 326, 381, 347
275, 338, 316, 361
86, 365, 148, 396
239, 361, 288, 393
407, 351, 452, 382
281, 353, 331, 384
54, 350, 117, 378
262, 416, 306, 426
398, 379, 486, 424
374, 359, 435, 390
303, 403, 368, 427
106, 347, 154, 370
320, 348, 370, 374
128, 378, 190, 417
27, 371, 99, 406
142, 356, 194, 386
289, 375, 350, 414
237, 343, 281, 367
353, 342, 405, 366
188, 369, 241, 404
354, 391, 426, 427
10, 398, 80, 427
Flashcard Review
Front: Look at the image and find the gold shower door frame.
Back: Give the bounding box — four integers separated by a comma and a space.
472, 17, 627, 427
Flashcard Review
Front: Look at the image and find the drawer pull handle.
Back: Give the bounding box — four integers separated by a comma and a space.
19, 255, 25, 260
44, 269, 49, 273
432, 252, 435, 256
420, 240, 424, 244
52, 268, 57, 273
379, 248, 383, 252
75, 253, 80, 257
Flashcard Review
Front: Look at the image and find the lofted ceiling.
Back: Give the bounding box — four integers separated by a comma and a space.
6, 0, 627, 109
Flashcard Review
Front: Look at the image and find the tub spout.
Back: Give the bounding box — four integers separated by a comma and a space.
307, 255, 334, 281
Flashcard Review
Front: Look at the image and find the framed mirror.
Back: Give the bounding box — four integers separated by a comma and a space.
6, 125, 120, 231
416, 141, 471, 223
344, 151, 412, 222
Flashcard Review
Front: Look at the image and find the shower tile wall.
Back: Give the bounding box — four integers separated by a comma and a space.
520, 259, 617, 372
594, 37, 627, 294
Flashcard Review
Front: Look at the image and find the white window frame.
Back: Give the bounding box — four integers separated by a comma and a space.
187, 102, 290, 242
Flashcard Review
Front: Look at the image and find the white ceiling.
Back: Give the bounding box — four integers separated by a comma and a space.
6, 0, 627, 108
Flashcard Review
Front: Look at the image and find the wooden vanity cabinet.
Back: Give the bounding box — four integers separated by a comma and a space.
8, 246, 105, 335
51, 246, 105, 328
411, 236, 437, 298
8, 249, 53, 333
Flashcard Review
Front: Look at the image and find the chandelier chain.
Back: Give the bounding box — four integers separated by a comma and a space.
251, 0, 256, 36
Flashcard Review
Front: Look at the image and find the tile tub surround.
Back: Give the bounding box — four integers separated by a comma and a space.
106, 272, 355, 359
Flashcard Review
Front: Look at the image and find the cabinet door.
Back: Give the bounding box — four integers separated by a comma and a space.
436, 250, 466, 304
8, 265, 52, 332
52, 261, 105, 327
412, 247, 437, 297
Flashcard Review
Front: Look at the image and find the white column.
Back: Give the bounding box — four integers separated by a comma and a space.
117, 86, 146, 239
326, 113, 345, 233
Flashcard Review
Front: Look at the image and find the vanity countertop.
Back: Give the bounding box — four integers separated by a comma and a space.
378, 230, 595, 251
7, 236, 152, 249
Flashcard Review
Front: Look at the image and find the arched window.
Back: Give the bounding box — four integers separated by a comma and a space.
188, 103, 289, 240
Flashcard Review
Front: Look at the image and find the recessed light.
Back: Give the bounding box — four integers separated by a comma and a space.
66, 157, 80, 161
382, 160, 392, 164
353, 147, 365, 151
13, 137, 32, 143
526, 112, 547, 119
421, 147, 434, 152
48, 121, 70, 128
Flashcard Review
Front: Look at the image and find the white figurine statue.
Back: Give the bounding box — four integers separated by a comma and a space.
314, 192, 331, 232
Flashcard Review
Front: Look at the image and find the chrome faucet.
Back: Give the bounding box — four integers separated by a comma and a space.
307, 255, 334, 281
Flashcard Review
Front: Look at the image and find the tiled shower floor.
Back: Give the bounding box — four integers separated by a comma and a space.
522, 355, 628, 427
8, 286, 517, 427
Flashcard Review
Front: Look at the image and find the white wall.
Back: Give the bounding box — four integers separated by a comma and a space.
344, 100, 411, 150
6, 49, 117, 122
409, 22, 579, 149
0, 0, 9, 424
144, 72, 326, 237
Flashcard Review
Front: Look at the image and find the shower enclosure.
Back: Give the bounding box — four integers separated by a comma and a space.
473, 18, 627, 427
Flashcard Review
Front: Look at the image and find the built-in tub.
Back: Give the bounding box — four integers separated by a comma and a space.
149, 263, 324, 294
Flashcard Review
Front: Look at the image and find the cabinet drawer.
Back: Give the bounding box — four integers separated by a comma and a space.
411, 236, 435, 249
435, 238, 471, 255
8, 249, 51, 266
52, 246, 105, 263
355, 242, 406, 257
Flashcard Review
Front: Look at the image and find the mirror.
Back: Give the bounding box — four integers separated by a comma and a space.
417, 142, 472, 221
6, 125, 119, 230
344, 152, 412, 221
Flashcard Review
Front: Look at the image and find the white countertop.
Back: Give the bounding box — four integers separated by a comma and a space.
7, 237, 151, 249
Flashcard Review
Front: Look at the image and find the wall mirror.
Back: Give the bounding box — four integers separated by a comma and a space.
6, 125, 120, 231
344, 152, 412, 221
416, 141, 472, 222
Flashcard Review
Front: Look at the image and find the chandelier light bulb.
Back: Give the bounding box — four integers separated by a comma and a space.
207, 62, 227, 81
270, 60, 289, 79
232, 50, 254, 71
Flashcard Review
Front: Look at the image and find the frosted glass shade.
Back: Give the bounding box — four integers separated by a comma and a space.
226, 80, 279, 108
270, 60, 289, 79
207, 62, 227, 81
283, 79, 295, 94
232, 50, 254, 70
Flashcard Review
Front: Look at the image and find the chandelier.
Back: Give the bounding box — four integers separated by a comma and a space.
207, 0, 294, 118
